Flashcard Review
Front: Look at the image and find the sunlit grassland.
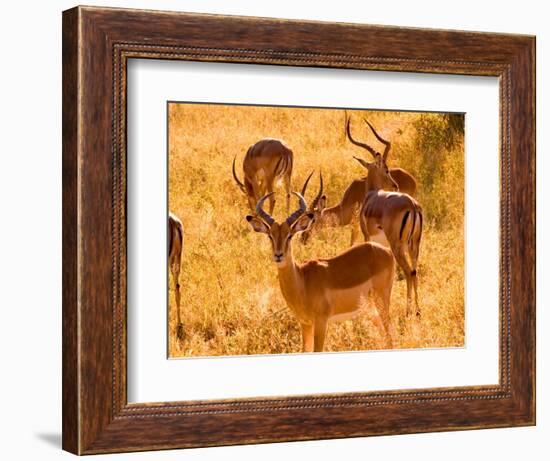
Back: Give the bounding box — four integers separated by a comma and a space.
168, 103, 464, 357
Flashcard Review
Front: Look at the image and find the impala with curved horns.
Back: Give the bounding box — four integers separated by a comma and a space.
233, 138, 293, 214
169, 212, 184, 340
246, 188, 396, 352
347, 118, 417, 197
347, 118, 423, 318
300, 117, 417, 245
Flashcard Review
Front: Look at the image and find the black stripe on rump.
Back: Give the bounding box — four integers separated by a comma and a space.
399, 210, 410, 241
408, 209, 417, 244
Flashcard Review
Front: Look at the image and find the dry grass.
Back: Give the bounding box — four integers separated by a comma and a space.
168, 103, 464, 357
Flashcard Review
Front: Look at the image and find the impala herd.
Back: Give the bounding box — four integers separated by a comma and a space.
170, 115, 424, 352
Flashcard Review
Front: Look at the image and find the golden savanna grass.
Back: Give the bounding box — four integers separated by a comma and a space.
168, 103, 464, 357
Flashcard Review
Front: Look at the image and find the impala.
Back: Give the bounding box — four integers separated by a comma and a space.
246, 190, 396, 352
347, 119, 423, 318
233, 138, 293, 214
169, 212, 184, 340
300, 118, 416, 245
347, 118, 417, 196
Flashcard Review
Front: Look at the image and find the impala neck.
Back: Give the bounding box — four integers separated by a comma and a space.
276, 243, 305, 310
366, 173, 380, 192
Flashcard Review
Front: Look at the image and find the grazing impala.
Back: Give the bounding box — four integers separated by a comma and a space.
169, 212, 184, 340
246, 189, 396, 352
346, 118, 423, 318
233, 138, 293, 214
300, 118, 416, 245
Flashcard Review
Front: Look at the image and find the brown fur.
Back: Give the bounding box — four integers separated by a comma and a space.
233, 139, 293, 214
359, 169, 423, 318
247, 207, 395, 352
169, 212, 184, 340
301, 169, 416, 245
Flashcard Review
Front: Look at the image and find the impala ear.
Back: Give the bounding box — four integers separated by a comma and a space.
291, 212, 315, 234
353, 156, 373, 170
246, 215, 270, 234
318, 195, 327, 210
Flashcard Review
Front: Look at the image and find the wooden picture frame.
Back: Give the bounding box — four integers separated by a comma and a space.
62, 5, 535, 455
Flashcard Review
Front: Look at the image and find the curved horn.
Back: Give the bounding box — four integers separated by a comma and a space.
301, 170, 314, 197
232, 156, 245, 192
311, 171, 324, 210
345, 116, 377, 158
364, 119, 391, 161
286, 192, 307, 226
255, 192, 275, 226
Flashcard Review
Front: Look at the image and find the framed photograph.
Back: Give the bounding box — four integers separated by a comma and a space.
62, 6, 535, 455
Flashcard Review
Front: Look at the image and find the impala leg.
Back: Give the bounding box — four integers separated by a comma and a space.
175, 280, 182, 326
359, 212, 371, 242
300, 323, 314, 353
391, 243, 414, 318
171, 263, 184, 341
410, 211, 422, 317
284, 173, 291, 215
313, 317, 329, 352
371, 302, 394, 349
350, 219, 359, 246
269, 197, 276, 215
373, 284, 395, 349
266, 182, 276, 215
405, 276, 412, 318
412, 275, 420, 317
